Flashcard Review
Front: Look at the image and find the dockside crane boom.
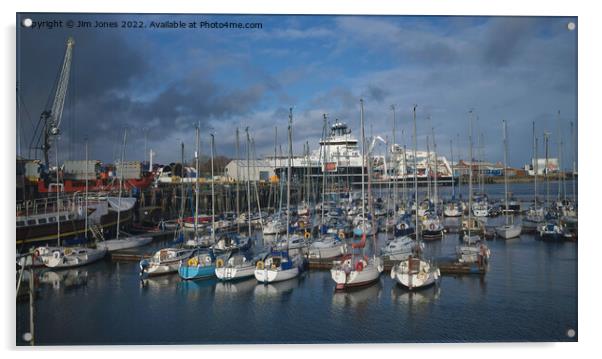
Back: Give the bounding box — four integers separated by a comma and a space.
31, 37, 75, 167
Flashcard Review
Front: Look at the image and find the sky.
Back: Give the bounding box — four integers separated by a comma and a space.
16, 14, 577, 169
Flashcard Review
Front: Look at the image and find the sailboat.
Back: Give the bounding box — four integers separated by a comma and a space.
331, 99, 383, 290
140, 132, 197, 277
97, 130, 152, 252
255, 109, 304, 284
457, 110, 491, 264
215, 252, 257, 281
390, 105, 440, 290
496, 120, 522, 239
537, 131, 564, 241
178, 132, 219, 280
35, 134, 107, 268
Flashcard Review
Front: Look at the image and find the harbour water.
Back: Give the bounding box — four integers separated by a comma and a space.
16, 182, 577, 344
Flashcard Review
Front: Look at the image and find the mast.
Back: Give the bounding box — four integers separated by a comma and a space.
84, 138, 88, 239
306, 141, 311, 206
432, 126, 438, 215
391, 105, 398, 214
360, 100, 366, 232
571, 121, 576, 204
426, 135, 431, 202
544, 132, 550, 210
450, 138, 455, 199
503, 120, 509, 225
557, 111, 562, 201
286, 108, 293, 251
116, 129, 126, 241
468, 110, 474, 238
321, 114, 328, 226
210, 133, 216, 243
251, 138, 263, 232
412, 105, 419, 242
56, 137, 61, 247
245, 127, 252, 236
195, 124, 200, 235
235, 128, 240, 233
180, 141, 185, 222
532, 122, 537, 207
273, 127, 278, 214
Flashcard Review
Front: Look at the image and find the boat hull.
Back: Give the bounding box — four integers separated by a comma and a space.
495, 225, 522, 239
215, 265, 256, 281
254, 267, 299, 283
331, 263, 382, 290
97, 236, 152, 252
178, 265, 216, 280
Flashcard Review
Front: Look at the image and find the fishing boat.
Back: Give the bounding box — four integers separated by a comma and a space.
215, 253, 257, 281
178, 250, 217, 280
495, 120, 522, 239
139, 247, 196, 277
330, 100, 383, 290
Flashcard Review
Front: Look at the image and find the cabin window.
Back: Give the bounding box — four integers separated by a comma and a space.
27, 219, 36, 225
38, 218, 47, 224
48, 217, 56, 223
16, 221, 25, 227
59, 215, 67, 221
68, 214, 74, 220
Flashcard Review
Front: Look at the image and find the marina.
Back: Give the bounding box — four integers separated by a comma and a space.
15, 13, 579, 346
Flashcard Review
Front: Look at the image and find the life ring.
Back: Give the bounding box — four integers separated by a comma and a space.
418, 271, 427, 281
355, 261, 364, 272
216, 258, 224, 268
64, 248, 73, 256
256, 260, 264, 270
304, 231, 311, 239
53, 251, 61, 259
338, 231, 345, 239
187, 257, 199, 266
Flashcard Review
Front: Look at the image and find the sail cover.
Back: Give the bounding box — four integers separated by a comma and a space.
107, 197, 136, 212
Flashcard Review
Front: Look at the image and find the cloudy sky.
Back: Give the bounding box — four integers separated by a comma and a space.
16, 14, 577, 168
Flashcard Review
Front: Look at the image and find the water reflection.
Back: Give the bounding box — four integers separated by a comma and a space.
214, 278, 257, 297
38, 269, 88, 291
176, 277, 217, 300
140, 274, 180, 291
331, 281, 382, 310
390, 284, 440, 306
253, 278, 299, 303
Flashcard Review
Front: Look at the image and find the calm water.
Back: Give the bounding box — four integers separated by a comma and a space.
16, 182, 578, 345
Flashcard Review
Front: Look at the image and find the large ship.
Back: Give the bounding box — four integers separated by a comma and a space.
266, 121, 454, 188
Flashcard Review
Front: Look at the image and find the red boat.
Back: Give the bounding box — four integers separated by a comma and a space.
38, 172, 155, 193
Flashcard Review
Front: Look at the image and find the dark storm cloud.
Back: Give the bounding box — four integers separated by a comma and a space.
481, 17, 537, 67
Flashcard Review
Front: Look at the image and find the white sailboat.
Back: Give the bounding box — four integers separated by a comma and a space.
215, 253, 256, 281
390, 105, 440, 290
255, 108, 304, 284
457, 110, 490, 263
496, 120, 522, 239
97, 130, 152, 252
331, 99, 383, 290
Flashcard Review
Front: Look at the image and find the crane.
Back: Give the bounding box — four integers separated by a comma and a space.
29, 37, 75, 167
